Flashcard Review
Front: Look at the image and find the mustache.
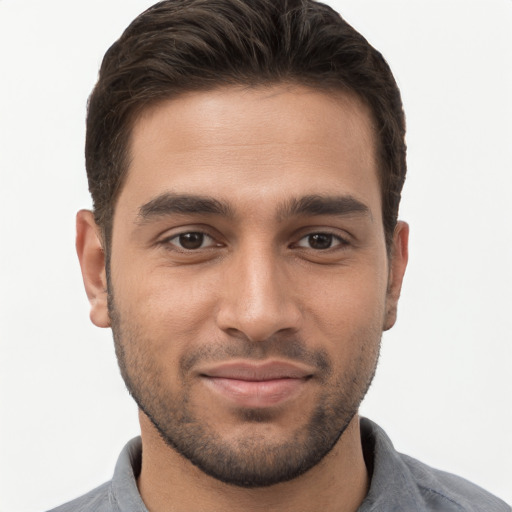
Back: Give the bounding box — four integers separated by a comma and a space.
179, 336, 332, 377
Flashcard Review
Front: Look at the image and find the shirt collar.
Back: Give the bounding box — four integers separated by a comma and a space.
358, 417, 425, 511
110, 418, 425, 511
111, 436, 148, 511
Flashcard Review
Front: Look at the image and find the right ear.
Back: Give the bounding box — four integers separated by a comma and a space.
76, 210, 111, 328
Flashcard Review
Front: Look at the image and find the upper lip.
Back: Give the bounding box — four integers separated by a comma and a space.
199, 361, 314, 381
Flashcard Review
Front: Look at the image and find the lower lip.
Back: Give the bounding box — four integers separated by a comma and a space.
202, 377, 307, 407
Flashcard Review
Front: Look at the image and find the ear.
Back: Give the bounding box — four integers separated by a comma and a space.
383, 221, 409, 331
76, 210, 111, 328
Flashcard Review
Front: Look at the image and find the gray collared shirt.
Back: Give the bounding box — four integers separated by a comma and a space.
47, 418, 510, 511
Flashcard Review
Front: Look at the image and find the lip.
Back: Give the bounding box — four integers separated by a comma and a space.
199, 361, 313, 408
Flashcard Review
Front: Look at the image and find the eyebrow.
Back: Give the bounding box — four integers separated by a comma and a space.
277, 195, 372, 221
137, 192, 233, 223
136, 192, 371, 224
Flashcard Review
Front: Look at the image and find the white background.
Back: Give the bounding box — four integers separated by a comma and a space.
1, 1, 511, 510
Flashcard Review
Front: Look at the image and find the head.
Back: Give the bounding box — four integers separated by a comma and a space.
85, 0, 406, 255
77, 0, 408, 489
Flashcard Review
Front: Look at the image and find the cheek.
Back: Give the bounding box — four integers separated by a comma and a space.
111, 270, 220, 397
301, 263, 388, 355
113, 264, 220, 350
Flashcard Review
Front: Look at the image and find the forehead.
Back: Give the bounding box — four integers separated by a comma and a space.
119, 84, 381, 221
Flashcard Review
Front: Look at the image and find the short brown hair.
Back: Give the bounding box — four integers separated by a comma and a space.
86, 0, 406, 251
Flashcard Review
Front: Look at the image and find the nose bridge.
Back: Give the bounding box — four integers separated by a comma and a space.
216, 241, 301, 341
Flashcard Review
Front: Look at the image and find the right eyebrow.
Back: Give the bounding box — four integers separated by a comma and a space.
136, 192, 233, 224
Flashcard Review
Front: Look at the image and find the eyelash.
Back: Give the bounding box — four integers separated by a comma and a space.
294, 232, 349, 251
163, 232, 220, 251
161, 230, 350, 252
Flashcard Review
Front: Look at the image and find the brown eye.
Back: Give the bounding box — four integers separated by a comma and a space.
308, 234, 333, 249
179, 233, 204, 249
167, 232, 215, 250
296, 233, 345, 250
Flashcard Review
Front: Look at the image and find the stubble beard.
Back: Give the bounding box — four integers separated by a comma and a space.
108, 290, 381, 488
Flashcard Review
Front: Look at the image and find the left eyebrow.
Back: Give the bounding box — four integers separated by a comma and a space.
277, 195, 372, 221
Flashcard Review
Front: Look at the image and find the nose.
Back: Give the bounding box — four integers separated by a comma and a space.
215, 246, 302, 342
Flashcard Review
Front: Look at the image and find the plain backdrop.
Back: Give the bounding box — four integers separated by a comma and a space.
1, 1, 511, 510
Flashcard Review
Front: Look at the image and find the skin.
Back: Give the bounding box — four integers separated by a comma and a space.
77, 84, 408, 512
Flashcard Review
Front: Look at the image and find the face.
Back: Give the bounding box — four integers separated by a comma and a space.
78, 84, 408, 487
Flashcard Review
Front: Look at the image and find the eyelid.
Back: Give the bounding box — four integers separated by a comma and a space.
291, 228, 351, 247
158, 227, 224, 251
169, 232, 216, 249
295, 233, 347, 249
156, 225, 352, 252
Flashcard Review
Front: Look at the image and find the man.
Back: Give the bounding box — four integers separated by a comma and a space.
49, 0, 510, 511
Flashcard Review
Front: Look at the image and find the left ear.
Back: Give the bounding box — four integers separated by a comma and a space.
383, 221, 409, 331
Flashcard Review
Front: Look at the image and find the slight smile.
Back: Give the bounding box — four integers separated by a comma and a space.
199, 361, 314, 408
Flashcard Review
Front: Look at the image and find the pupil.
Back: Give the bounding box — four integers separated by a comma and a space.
179, 232, 204, 249
309, 233, 332, 250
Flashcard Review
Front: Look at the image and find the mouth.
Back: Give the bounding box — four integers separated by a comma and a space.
198, 361, 313, 408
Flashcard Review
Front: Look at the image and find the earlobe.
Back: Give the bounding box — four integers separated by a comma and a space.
76, 210, 111, 328
383, 221, 409, 331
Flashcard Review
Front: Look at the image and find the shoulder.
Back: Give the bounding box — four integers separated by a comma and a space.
45, 481, 114, 512
401, 454, 511, 512
45, 437, 145, 512
360, 418, 510, 512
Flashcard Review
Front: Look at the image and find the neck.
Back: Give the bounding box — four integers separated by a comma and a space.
137, 412, 369, 512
